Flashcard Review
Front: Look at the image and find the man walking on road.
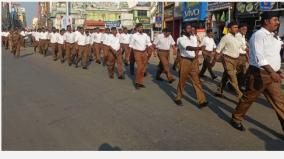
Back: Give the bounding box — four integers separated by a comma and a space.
107, 27, 125, 79
215, 22, 246, 99
56, 29, 66, 63
153, 28, 176, 83
64, 25, 76, 66
49, 27, 59, 61
199, 29, 217, 80
39, 28, 50, 57
129, 23, 152, 89
11, 28, 22, 58
174, 24, 208, 108
231, 12, 284, 133
74, 27, 88, 69
93, 27, 103, 64
120, 27, 131, 66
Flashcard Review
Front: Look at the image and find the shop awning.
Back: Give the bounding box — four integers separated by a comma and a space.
84, 20, 105, 26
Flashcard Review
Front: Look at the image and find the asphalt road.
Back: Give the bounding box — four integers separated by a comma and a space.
2, 46, 284, 150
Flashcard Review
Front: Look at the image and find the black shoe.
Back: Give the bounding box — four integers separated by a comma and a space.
168, 78, 176, 84
68, 63, 72, 66
82, 66, 87, 69
215, 92, 224, 98
61, 60, 64, 64
174, 100, 183, 106
109, 75, 114, 79
124, 62, 129, 66
144, 72, 147, 77
230, 120, 246, 131
135, 83, 145, 89
96, 60, 101, 64
199, 101, 208, 109
53, 58, 57, 61
172, 66, 176, 71
212, 76, 217, 80
118, 76, 125, 80
156, 76, 164, 81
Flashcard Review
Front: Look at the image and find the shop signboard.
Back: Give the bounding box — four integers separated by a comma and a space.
208, 2, 232, 11
260, 2, 277, 11
236, 2, 259, 16
105, 21, 121, 28
183, 2, 207, 22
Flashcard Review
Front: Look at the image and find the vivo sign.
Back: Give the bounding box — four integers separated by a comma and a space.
184, 8, 200, 17
182, 2, 207, 22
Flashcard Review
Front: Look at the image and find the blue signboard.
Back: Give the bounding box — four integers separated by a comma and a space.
260, 2, 274, 10
105, 21, 121, 28
182, 2, 208, 22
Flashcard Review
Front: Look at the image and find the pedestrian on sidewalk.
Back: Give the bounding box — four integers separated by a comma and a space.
231, 11, 284, 133
174, 24, 208, 108
107, 27, 125, 79
199, 29, 217, 80
153, 28, 176, 83
129, 23, 152, 89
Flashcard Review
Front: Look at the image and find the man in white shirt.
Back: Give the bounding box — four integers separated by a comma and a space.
93, 27, 103, 64
85, 30, 92, 62
231, 11, 284, 133
74, 27, 88, 69
199, 29, 217, 80
39, 27, 50, 56
2, 29, 10, 49
49, 27, 59, 60
33, 29, 41, 53
173, 31, 185, 71
101, 28, 111, 65
64, 25, 76, 66
215, 21, 245, 99
120, 27, 131, 66
236, 24, 249, 89
107, 27, 124, 79
129, 23, 152, 89
56, 29, 66, 63
153, 28, 176, 83
20, 29, 26, 47
174, 24, 207, 108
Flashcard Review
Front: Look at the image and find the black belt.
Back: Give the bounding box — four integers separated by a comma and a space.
181, 56, 195, 60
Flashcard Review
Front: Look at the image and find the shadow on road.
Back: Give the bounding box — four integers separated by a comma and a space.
20, 53, 34, 58
98, 143, 121, 151
249, 128, 284, 150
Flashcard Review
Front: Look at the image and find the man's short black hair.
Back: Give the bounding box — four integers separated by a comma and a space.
238, 23, 248, 28
162, 28, 172, 33
67, 25, 71, 28
227, 21, 238, 28
111, 27, 116, 31
206, 29, 213, 34
60, 29, 65, 32
260, 11, 280, 26
105, 28, 110, 31
135, 23, 143, 28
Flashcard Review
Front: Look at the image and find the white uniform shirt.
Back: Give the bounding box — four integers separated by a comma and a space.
119, 33, 131, 44
249, 27, 282, 71
3, 32, 10, 37
129, 32, 152, 51
49, 32, 58, 43
93, 32, 102, 43
109, 34, 121, 51
64, 31, 75, 43
216, 33, 245, 58
236, 32, 247, 54
35, 32, 40, 41
75, 32, 87, 46
56, 34, 65, 44
178, 35, 197, 58
39, 32, 49, 40
31, 31, 36, 37
85, 35, 92, 45
20, 31, 25, 36
153, 33, 175, 50
201, 36, 216, 52
101, 33, 109, 45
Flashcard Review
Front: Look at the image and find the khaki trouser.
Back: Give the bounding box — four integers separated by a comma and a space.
232, 66, 284, 131
50, 43, 58, 60
65, 43, 75, 65
102, 44, 109, 63
33, 40, 39, 53
94, 43, 103, 62
39, 40, 49, 55
176, 57, 207, 104
237, 54, 247, 88
173, 49, 181, 70
107, 49, 124, 77
2, 36, 5, 46
4, 37, 9, 49
218, 55, 243, 98
9, 39, 13, 52
57, 44, 65, 61
156, 50, 173, 81
77, 45, 88, 67
134, 50, 148, 84
12, 42, 21, 57
199, 50, 216, 78
121, 43, 131, 64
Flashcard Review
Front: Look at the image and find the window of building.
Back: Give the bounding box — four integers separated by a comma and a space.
137, 10, 147, 17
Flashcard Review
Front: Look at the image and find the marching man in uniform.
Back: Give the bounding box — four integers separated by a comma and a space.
231, 12, 284, 133
153, 28, 176, 83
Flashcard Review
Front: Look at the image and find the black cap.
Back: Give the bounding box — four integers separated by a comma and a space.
261, 11, 279, 20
